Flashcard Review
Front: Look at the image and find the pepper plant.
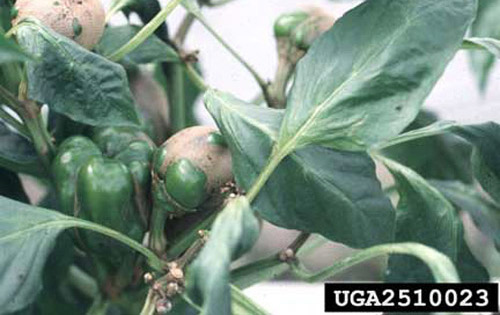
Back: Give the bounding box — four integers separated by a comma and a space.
0, 0, 499, 314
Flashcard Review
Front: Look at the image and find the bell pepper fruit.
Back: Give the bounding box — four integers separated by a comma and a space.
52, 128, 155, 257
149, 126, 233, 255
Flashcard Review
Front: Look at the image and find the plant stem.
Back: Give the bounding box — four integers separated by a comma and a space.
267, 43, 294, 108
184, 62, 208, 91
166, 63, 186, 133
231, 255, 288, 289
139, 290, 156, 315
230, 284, 269, 315
174, 13, 196, 45
287, 232, 310, 253
0, 84, 54, 170
67, 265, 100, 299
195, 16, 271, 101
176, 237, 206, 269
246, 148, 289, 202
167, 210, 218, 258
107, 0, 183, 62
21, 104, 55, 168
231, 235, 328, 289
149, 208, 168, 258
71, 219, 165, 271
18, 78, 55, 167
181, 294, 203, 312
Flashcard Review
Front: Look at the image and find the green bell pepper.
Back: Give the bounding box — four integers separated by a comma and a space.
149, 126, 233, 255
274, 11, 309, 38
52, 136, 102, 216
52, 128, 155, 248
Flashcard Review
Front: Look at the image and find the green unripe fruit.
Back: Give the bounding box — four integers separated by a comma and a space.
92, 127, 153, 158
292, 10, 336, 51
153, 126, 233, 215
77, 157, 134, 234
274, 11, 309, 38
164, 159, 208, 209
51, 136, 101, 216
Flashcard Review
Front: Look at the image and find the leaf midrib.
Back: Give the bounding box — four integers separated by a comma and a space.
280, 0, 447, 152
0, 218, 76, 243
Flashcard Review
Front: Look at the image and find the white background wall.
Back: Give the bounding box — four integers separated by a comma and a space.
103, 0, 500, 125
102, 1, 500, 314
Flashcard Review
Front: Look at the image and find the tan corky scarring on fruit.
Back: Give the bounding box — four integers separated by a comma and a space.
14, 0, 105, 49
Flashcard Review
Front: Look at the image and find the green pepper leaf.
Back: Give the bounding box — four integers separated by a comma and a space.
0, 197, 70, 314
206, 89, 395, 248
454, 123, 500, 203
381, 111, 472, 183
381, 158, 489, 282
468, 0, 500, 91
97, 25, 179, 64
430, 180, 500, 251
0, 121, 43, 177
0, 196, 162, 313
277, 0, 476, 152
16, 19, 141, 127
0, 32, 32, 64
187, 197, 260, 315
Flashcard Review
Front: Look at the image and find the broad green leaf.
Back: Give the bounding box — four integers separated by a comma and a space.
206, 89, 395, 248
0, 196, 161, 313
0, 121, 43, 177
16, 19, 141, 127
187, 197, 260, 315
430, 180, 500, 250
0, 33, 32, 64
382, 111, 472, 183
277, 0, 476, 152
469, 0, 500, 91
454, 123, 500, 203
382, 158, 489, 282
464, 37, 500, 59
0, 197, 70, 313
97, 26, 179, 65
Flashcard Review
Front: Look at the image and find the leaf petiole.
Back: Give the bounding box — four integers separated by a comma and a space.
290, 242, 459, 283
107, 0, 183, 62
192, 14, 271, 102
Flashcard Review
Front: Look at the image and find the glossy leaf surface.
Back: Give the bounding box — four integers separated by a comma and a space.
188, 197, 260, 315
206, 90, 395, 248
383, 158, 489, 282
16, 20, 140, 127
97, 25, 179, 64
278, 0, 476, 152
